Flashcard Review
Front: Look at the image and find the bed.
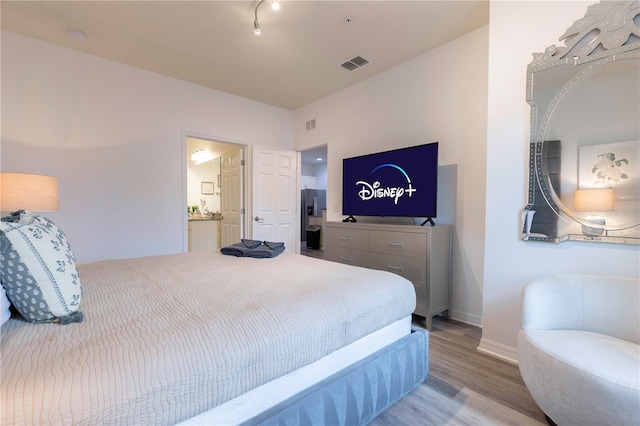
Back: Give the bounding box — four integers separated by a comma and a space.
1, 250, 428, 425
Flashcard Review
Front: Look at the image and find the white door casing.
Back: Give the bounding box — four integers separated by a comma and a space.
252, 146, 297, 251
220, 147, 244, 247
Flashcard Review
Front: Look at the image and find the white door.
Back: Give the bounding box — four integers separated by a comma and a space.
220, 147, 244, 247
252, 146, 297, 251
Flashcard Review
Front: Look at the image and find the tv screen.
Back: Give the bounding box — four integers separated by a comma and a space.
342, 142, 438, 218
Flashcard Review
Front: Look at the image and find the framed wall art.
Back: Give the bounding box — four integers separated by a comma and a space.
578, 140, 639, 200
201, 181, 214, 195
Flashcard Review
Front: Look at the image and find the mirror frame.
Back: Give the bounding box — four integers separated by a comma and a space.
523, 0, 640, 244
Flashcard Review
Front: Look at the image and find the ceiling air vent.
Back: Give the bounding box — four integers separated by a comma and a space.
340, 55, 370, 71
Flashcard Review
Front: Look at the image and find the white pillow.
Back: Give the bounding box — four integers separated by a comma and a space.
0, 286, 11, 326
0, 215, 83, 324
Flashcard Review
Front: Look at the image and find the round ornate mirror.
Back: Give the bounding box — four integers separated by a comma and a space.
523, 0, 640, 244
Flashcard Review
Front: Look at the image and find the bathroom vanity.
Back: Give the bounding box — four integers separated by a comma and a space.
188, 218, 221, 251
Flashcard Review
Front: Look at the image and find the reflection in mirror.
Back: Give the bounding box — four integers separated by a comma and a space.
523, 0, 640, 244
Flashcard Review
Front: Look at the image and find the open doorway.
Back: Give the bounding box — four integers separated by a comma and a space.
185, 136, 246, 252
299, 145, 327, 259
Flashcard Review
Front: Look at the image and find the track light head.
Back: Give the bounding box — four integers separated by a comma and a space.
253, 0, 279, 35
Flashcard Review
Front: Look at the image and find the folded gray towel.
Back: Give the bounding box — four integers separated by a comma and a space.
220, 240, 286, 258
264, 241, 284, 250
241, 239, 262, 249
245, 242, 285, 258
220, 242, 254, 257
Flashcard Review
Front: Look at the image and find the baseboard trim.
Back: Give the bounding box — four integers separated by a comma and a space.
477, 337, 518, 365
449, 309, 482, 328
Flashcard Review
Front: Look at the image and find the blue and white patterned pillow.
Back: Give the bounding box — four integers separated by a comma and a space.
0, 215, 83, 324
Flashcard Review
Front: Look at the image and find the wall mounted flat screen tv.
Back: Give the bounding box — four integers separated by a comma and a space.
342, 142, 438, 220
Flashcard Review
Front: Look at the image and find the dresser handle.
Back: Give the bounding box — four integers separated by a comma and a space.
387, 265, 403, 271
340, 236, 354, 241
387, 241, 404, 247
340, 255, 353, 262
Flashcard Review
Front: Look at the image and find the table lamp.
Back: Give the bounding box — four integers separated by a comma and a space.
574, 188, 614, 237
0, 172, 59, 221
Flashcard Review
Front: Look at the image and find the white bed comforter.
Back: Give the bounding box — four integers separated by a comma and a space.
1, 251, 415, 425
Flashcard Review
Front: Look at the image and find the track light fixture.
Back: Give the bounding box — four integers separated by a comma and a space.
254, 0, 280, 35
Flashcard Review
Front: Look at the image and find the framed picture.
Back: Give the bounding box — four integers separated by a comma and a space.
579, 140, 639, 200
201, 181, 214, 195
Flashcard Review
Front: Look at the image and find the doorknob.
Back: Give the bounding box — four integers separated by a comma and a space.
254, 216, 264, 222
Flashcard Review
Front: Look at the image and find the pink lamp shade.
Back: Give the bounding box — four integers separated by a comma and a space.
0, 172, 59, 212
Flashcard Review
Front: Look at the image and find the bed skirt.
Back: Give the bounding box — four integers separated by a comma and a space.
245, 327, 428, 426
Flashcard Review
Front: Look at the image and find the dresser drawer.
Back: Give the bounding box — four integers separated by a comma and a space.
326, 246, 369, 268
369, 231, 427, 258
326, 226, 369, 251
368, 252, 426, 284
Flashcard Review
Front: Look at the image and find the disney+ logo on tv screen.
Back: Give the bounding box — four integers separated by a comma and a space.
342, 142, 438, 218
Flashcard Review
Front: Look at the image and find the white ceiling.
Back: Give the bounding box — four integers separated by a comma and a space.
1, 1, 489, 110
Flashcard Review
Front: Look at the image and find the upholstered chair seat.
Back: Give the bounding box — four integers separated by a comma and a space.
518, 274, 640, 426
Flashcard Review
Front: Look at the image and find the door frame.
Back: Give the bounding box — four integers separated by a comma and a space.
181, 130, 249, 253
297, 143, 329, 253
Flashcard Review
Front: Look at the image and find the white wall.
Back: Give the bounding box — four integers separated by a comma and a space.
294, 26, 490, 326
482, 1, 640, 361
1, 31, 293, 262
301, 163, 328, 190
314, 163, 328, 190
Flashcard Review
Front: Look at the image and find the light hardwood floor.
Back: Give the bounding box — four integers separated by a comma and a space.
371, 316, 547, 426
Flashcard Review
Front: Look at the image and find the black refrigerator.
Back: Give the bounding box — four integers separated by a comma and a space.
301, 189, 326, 241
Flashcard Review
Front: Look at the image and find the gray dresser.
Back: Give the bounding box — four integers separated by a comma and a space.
325, 221, 451, 329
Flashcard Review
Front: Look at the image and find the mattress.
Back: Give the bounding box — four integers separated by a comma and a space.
1, 251, 415, 425
181, 316, 412, 425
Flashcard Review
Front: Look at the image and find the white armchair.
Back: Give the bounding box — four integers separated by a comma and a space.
518, 274, 640, 426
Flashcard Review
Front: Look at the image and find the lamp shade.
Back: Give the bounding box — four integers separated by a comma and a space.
574, 188, 614, 212
0, 172, 59, 212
